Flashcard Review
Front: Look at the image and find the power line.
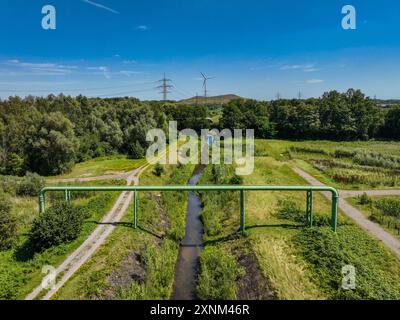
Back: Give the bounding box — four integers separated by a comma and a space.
157, 73, 173, 101
0, 81, 157, 93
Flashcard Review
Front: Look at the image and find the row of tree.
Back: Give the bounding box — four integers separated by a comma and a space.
220, 89, 399, 141
1, 89, 399, 177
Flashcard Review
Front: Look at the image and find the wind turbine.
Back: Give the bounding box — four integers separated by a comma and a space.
201, 72, 215, 99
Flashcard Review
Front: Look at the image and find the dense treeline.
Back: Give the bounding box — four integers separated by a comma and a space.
1, 88, 400, 176
0, 95, 174, 176
221, 89, 399, 141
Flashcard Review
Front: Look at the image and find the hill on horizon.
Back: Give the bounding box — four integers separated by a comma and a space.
179, 94, 244, 105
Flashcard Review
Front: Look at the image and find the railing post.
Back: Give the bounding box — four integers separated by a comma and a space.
240, 189, 245, 234
39, 192, 45, 214
331, 193, 339, 232
306, 190, 313, 227
134, 191, 138, 229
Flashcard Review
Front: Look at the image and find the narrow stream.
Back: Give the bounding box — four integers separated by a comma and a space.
171, 166, 205, 300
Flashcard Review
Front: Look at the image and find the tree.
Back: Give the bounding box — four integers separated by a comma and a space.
30, 202, 85, 251
27, 112, 78, 176
382, 105, 400, 139
0, 193, 17, 251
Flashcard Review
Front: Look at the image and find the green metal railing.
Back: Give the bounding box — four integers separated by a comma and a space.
39, 185, 340, 232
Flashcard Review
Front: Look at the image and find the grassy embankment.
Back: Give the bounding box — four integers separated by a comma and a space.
0, 178, 123, 299
54, 163, 195, 300
48, 155, 146, 179
196, 140, 400, 300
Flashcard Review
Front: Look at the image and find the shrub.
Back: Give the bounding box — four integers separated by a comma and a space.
197, 246, 244, 299
0, 193, 18, 250
29, 202, 85, 251
333, 148, 357, 159
152, 163, 164, 177
276, 200, 305, 224
358, 193, 371, 205
375, 198, 400, 218
16, 172, 46, 197
229, 174, 243, 185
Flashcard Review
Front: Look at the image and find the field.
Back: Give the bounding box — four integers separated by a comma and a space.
348, 195, 400, 239
48, 156, 146, 180
256, 139, 400, 190
2, 139, 400, 300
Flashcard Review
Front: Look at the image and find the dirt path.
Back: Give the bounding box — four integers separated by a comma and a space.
47, 172, 133, 184
26, 165, 147, 300
292, 167, 400, 258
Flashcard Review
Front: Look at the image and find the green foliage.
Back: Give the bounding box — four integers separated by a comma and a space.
333, 148, 357, 159
197, 246, 244, 300
353, 151, 400, 170
375, 198, 400, 218
16, 172, 46, 197
4, 153, 25, 176
276, 200, 306, 224
27, 112, 78, 175
0, 193, 18, 250
293, 226, 400, 299
358, 193, 372, 205
290, 146, 328, 155
220, 99, 274, 139
29, 202, 85, 251
152, 162, 164, 177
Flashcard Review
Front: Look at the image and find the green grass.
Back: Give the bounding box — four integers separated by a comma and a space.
53, 164, 195, 300
197, 151, 400, 300
255, 139, 400, 190
0, 181, 118, 299
348, 196, 400, 240
48, 155, 146, 180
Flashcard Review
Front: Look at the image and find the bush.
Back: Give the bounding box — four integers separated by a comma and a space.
197, 246, 244, 299
276, 200, 305, 224
229, 174, 243, 185
358, 193, 372, 205
0, 193, 18, 250
333, 148, 357, 159
16, 172, 46, 197
375, 198, 400, 218
29, 202, 85, 251
152, 163, 164, 177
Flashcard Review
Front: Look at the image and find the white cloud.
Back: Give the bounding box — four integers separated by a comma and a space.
122, 60, 137, 64
306, 79, 324, 84
86, 66, 111, 79
119, 70, 142, 77
82, 0, 119, 14
136, 25, 149, 31
281, 64, 318, 72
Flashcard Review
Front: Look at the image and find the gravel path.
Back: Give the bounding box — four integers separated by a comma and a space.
293, 167, 400, 258
26, 165, 147, 300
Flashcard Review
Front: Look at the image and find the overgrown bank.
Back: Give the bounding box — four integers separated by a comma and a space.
54, 164, 194, 300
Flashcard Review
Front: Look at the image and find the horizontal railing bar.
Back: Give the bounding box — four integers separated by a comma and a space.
40, 185, 339, 196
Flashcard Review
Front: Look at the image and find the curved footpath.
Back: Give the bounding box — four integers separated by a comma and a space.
293, 167, 400, 258
26, 166, 147, 300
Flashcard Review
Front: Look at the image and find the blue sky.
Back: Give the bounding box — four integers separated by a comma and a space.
0, 0, 399, 100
